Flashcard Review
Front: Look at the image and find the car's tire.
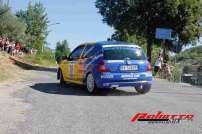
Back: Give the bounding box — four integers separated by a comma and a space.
86, 73, 97, 94
135, 84, 151, 94
60, 70, 65, 85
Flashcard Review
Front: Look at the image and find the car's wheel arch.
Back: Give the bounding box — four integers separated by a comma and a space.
84, 71, 92, 84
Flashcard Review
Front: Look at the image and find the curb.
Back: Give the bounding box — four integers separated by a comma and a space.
9, 56, 57, 72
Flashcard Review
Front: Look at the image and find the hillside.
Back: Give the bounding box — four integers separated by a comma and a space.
174, 45, 202, 64
0, 53, 25, 82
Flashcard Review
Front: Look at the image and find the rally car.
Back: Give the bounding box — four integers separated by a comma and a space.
57, 41, 152, 94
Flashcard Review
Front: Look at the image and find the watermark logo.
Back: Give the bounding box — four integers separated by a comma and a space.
131, 111, 194, 124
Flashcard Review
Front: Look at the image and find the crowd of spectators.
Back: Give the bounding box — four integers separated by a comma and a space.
0, 37, 23, 56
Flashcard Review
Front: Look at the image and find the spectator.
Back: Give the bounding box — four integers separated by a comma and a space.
0, 37, 2, 51
11, 41, 16, 56
2, 38, 6, 51
7, 42, 12, 54
5, 38, 10, 53
0, 37, 25, 57
21, 47, 29, 54
15, 42, 21, 56
154, 53, 163, 76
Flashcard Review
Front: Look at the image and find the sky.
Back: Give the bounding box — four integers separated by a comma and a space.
9, 0, 114, 50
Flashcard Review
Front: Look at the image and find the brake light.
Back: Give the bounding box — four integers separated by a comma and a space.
96, 59, 110, 72
147, 62, 152, 72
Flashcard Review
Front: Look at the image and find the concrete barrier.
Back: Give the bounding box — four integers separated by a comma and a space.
9, 56, 57, 72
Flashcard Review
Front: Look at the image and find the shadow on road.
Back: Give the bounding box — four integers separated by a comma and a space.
30, 83, 140, 96
36, 68, 57, 73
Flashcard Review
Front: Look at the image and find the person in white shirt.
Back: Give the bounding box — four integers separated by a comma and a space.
154, 54, 163, 76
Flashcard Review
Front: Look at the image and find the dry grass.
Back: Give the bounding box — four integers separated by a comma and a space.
0, 52, 25, 82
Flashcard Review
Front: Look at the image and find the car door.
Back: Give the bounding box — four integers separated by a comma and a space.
76, 44, 94, 82
59, 57, 69, 81
68, 45, 85, 82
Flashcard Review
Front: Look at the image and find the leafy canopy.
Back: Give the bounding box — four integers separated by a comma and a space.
0, 1, 26, 42
96, 0, 202, 43
96, 0, 202, 61
16, 2, 49, 52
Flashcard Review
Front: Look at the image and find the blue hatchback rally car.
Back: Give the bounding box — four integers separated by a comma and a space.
58, 41, 152, 94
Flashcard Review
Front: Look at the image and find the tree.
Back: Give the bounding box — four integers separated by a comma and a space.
0, 0, 9, 16
0, 0, 26, 43
96, 0, 202, 62
55, 40, 71, 62
111, 30, 147, 50
16, 2, 49, 52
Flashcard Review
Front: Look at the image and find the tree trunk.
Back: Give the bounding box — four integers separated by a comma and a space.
147, 39, 152, 63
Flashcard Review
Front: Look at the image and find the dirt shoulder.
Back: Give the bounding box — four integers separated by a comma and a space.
0, 53, 27, 82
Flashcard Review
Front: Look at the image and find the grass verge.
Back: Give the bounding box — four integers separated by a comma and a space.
20, 53, 56, 67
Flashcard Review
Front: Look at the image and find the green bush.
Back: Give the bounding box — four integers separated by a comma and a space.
171, 64, 181, 82
183, 65, 192, 74
22, 48, 56, 67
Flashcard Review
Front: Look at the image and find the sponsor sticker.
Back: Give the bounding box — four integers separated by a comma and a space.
101, 74, 114, 79
121, 74, 140, 79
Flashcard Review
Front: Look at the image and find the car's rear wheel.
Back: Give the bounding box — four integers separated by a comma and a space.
86, 73, 97, 94
135, 84, 151, 94
60, 70, 65, 85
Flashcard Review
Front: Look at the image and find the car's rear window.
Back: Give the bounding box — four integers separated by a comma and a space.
103, 46, 146, 60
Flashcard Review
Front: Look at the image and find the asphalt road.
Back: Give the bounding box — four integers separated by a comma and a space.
5, 70, 202, 134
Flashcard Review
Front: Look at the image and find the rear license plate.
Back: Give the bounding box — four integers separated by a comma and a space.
120, 65, 138, 71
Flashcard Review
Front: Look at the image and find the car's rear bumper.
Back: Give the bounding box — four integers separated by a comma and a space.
99, 80, 152, 88
94, 72, 152, 88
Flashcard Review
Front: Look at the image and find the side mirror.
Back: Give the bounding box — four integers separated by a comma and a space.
62, 56, 68, 60
67, 56, 74, 61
